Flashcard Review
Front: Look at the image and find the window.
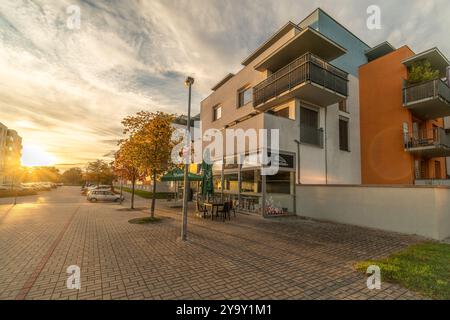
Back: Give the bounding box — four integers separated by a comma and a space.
213, 105, 222, 121
300, 107, 323, 147
241, 170, 262, 193
339, 118, 349, 151
435, 161, 441, 179
300, 107, 318, 128
238, 87, 253, 108
266, 172, 292, 194
339, 100, 348, 112
223, 173, 239, 192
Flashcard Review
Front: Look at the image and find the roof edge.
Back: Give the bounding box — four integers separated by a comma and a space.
299, 8, 371, 49
401, 47, 450, 66
365, 41, 395, 54
241, 21, 301, 66
253, 26, 348, 71
211, 73, 235, 91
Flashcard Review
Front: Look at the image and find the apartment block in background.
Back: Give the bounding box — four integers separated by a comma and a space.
200, 9, 368, 215
0, 123, 8, 184
0, 126, 23, 185
360, 45, 450, 185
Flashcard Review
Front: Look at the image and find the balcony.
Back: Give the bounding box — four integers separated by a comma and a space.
253, 53, 348, 110
403, 79, 450, 119
404, 127, 450, 158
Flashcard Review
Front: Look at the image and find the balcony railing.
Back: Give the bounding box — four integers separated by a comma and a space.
300, 125, 324, 148
253, 52, 349, 107
404, 127, 450, 150
404, 78, 450, 106
415, 179, 450, 186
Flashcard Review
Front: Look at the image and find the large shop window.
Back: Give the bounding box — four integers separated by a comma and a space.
213, 175, 222, 191
241, 170, 262, 193
266, 172, 292, 194
223, 173, 239, 192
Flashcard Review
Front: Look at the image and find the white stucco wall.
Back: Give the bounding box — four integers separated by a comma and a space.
296, 185, 450, 240
326, 75, 361, 184
445, 117, 450, 177
297, 75, 361, 185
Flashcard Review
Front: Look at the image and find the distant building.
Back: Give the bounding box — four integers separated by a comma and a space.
0, 123, 8, 184
0, 123, 23, 185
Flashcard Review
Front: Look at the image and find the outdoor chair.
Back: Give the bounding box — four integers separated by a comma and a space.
229, 200, 237, 218
217, 202, 230, 221
196, 200, 208, 218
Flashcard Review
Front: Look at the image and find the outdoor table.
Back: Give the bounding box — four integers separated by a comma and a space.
204, 202, 224, 220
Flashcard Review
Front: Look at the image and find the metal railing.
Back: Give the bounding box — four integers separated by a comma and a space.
404, 127, 450, 149
403, 78, 450, 105
300, 125, 324, 148
415, 179, 450, 186
253, 52, 349, 107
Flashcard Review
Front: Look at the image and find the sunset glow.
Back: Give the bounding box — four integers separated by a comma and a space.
21, 145, 57, 167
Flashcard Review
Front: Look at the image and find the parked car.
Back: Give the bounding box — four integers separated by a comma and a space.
87, 190, 123, 202
0, 184, 23, 191
21, 183, 37, 191
38, 183, 53, 191
86, 185, 112, 194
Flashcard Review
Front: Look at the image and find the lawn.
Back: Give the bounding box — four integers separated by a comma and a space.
0, 190, 37, 198
356, 242, 450, 300
121, 187, 174, 200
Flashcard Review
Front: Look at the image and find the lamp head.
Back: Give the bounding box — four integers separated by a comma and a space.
184, 76, 194, 87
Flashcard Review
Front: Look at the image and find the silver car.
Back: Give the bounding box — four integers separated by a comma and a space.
87, 190, 124, 203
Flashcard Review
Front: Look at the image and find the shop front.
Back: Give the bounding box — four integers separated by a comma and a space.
212, 151, 296, 216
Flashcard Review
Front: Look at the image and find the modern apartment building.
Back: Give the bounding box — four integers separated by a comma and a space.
200, 8, 450, 215
200, 9, 368, 215
360, 45, 450, 185
0, 123, 23, 185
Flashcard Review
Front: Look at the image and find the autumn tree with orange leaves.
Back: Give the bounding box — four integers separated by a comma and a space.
116, 111, 176, 215
114, 136, 145, 209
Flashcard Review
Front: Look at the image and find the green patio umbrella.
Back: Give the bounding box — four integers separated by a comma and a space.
200, 152, 214, 198
161, 167, 202, 182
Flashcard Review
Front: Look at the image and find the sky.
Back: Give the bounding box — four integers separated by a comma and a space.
0, 0, 449, 170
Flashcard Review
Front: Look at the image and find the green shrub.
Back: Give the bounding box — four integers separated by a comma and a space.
407, 60, 440, 85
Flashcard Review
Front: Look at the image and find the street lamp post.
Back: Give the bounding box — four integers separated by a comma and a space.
12, 172, 17, 206
181, 76, 194, 241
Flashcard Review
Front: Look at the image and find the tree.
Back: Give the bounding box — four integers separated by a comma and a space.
85, 160, 113, 185
121, 111, 176, 217
21, 166, 61, 183
114, 137, 144, 209
407, 60, 440, 85
62, 167, 83, 185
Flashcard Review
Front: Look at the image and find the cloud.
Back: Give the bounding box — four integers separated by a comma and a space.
0, 0, 449, 167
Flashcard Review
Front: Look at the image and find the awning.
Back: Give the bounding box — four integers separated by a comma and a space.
161, 168, 202, 182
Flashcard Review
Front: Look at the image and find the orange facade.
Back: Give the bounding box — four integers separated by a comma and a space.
359, 46, 446, 184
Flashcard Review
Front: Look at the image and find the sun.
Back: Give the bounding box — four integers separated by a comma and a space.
22, 145, 57, 167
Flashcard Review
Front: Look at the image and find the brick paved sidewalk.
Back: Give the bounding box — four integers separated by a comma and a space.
0, 187, 425, 300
